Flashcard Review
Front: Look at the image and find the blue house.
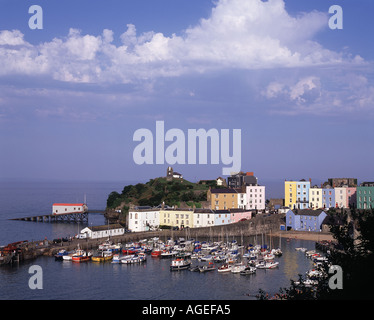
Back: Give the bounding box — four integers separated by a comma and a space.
322, 187, 335, 209
213, 210, 231, 226
286, 209, 327, 232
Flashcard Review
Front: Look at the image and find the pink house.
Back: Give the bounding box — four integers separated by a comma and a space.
346, 187, 357, 208
230, 209, 253, 223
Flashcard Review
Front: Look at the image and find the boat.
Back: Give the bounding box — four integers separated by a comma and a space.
256, 261, 279, 269
263, 253, 275, 261
62, 251, 76, 261
54, 249, 68, 261
217, 264, 232, 273
231, 263, 246, 274
199, 262, 216, 273
271, 248, 283, 257
170, 258, 191, 271
240, 266, 256, 275
200, 255, 213, 261
121, 253, 147, 264
72, 250, 92, 262
92, 250, 113, 262
151, 249, 162, 258
295, 247, 307, 252
161, 250, 176, 258
189, 266, 200, 272
112, 254, 122, 263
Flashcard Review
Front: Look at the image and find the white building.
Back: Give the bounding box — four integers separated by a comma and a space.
128, 208, 160, 232
335, 187, 347, 208
246, 186, 265, 210
237, 192, 247, 209
79, 224, 125, 239
193, 209, 215, 228
52, 203, 88, 215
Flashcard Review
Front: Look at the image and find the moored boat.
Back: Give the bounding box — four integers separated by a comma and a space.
240, 266, 256, 275
72, 250, 92, 263
92, 250, 113, 262
231, 263, 246, 274
170, 258, 191, 271
199, 262, 216, 273
217, 264, 232, 273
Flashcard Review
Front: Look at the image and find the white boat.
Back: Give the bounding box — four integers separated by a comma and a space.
170, 258, 191, 271
200, 255, 213, 261
256, 261, 279, 269
263, 253, 275, 261
199, 263, 216, 273
240, 266, 256, 275
231, 263, 246, 274
295, 247, 307, 252
271, 248, 283, 256
217, 264, 232, 273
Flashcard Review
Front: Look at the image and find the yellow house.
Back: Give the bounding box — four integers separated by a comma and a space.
284, 181, 297, 209
284, 179, 311, 209
159, 209, 194, 229
207, 188, 239, 210
309, 187, 323, 209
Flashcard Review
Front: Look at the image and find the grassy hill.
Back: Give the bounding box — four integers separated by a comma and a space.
106, 177, 223, 222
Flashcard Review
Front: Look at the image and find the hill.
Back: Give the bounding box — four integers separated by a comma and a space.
105, 177, 223, 223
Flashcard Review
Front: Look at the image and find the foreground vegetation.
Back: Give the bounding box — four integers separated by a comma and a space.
258, 208, 374, 300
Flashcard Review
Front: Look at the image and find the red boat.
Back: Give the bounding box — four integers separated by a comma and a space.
72, 250, 92, 262
151, 250, 162, 257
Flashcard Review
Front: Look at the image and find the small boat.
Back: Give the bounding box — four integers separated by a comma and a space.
271, 248, 283, 256
231, 263, 246, 274
263, 253, 275, 261
217, 264, 232, 273
72, 250, 92, 263
256, 261, 279, 269
295, 247, 307, 252
240, 266, 256, 275
199, 262, 216, 273
200, 255, 213, 262
92, 250, 113, 262
161, 250, 177, 258
170, 258, 191, 271
189, 266, 200, 272
54, 249, 68, 261
151, 249, 162, 258
112, 254, 122, 263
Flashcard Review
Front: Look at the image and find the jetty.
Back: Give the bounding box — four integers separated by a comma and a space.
10, 210, 105, 223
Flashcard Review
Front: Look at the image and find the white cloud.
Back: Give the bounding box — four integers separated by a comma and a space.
0, 0, 362, 84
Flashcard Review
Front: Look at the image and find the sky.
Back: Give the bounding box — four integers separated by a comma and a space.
0, 0, 373, 187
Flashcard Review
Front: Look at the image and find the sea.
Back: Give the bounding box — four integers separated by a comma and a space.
0, 180, 319, 301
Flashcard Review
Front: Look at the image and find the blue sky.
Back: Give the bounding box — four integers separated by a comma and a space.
0, 0, 373, 187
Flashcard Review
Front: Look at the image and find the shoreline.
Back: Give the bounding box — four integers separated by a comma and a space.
272, 230, 335, 242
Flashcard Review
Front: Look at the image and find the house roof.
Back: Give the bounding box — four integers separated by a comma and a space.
210, 188, 238, 194
292, 209, 326, 216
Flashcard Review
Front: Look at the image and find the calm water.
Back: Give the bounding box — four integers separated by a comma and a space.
0, 181, 318, 300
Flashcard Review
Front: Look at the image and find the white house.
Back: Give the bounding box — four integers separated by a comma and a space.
237, 192, 247, 209
79, 224, 125, 239
52, 203, 88, 215
246, 186, 265, 210
193, 209, 215, 228
128, 208, 160, 232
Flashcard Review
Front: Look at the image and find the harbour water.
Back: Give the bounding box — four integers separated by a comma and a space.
0, 180, 318, 300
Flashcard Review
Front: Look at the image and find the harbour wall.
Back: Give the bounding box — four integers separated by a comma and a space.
45, 213, 285, 256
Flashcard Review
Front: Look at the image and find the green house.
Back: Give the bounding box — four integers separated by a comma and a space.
357, 182, 374, 209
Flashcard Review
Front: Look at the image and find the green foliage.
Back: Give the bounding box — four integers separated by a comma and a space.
107, 177, 210, 210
